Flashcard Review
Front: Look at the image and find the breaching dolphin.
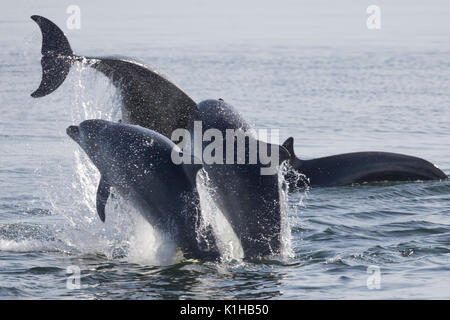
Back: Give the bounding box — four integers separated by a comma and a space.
66, 119, 220, 261
193, 99, 291, 258
31, 15, 199, 138
282, 137, 448, 190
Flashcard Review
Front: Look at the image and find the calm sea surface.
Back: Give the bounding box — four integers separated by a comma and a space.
0, 0, 449, 299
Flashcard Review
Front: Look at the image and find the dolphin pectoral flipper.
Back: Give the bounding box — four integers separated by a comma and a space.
96, 176, 111, 222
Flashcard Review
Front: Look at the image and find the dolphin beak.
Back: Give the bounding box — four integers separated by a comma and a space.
66, 125, 81, 144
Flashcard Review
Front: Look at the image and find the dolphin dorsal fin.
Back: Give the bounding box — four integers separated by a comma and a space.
282, 137, 297, 160
278, 144, 291, 164
96, 176, 111, 222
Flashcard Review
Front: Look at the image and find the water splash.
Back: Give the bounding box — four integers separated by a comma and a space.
279, 162, 310, 260
197, 170, 244, 261
278, 163, 294, 259
126, 213, 180, 266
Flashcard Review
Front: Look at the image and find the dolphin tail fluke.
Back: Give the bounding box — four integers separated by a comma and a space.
31, 15, 74, 98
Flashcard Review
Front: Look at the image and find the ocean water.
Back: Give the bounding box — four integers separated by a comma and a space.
0, 0, 449, 299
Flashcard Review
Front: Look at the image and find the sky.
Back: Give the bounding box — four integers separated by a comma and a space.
1, 0, 450, 50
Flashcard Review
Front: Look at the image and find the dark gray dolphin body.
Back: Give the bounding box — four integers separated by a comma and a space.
196, 99, 290, 258
31, 15, 198, 138
282, 137, 448, 190
66, 119, 220, 261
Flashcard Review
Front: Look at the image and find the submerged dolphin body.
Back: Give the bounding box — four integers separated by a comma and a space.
282, 137, 448, 189
31, 15, 199, 138
66, 119, 220, 261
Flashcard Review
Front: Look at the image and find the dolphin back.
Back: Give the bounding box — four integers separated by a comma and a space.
87, 56, 199, 137
284, 138, 448, 189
